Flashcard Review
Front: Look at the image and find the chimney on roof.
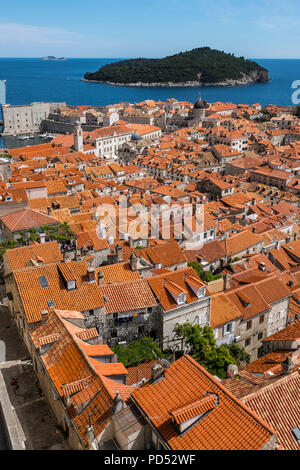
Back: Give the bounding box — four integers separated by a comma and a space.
116, 243, 122, 263
286, 235, 292, 244
223, 272, 231, 291
81, 245, 89, 257
112, 391, 125, 414
47, 206, 51, 216
259, 262, 266, 271
112, 354, 118, 363
252, 197, 256, 206
87, 267, 95, 283
63, 251, 70, 263
151, 363, 164, 383
97, 270, 104, 286
294, 233, 297, 241
288, 280, 294, 288
276, 241, 280, 250
281, 356, 294, 375
130, 252, 138, 271
86, 413, 98, 450
252, 226, 257, 234
39, 232, 46, 244
227, 364, 238, 378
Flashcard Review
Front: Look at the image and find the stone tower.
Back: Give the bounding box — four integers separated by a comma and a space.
192, 94, 206, 120
74, 121, 83, 152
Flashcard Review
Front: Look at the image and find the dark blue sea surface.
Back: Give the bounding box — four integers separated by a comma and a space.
0, 57, 300, 148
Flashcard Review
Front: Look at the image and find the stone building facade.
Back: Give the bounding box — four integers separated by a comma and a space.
2, 102, 65, 135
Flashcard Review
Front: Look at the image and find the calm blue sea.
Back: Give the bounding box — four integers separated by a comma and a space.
0, 57, 300, 148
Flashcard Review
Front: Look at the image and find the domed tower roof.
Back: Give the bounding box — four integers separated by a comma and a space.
194, 94, 205, 109
131, 132, 142, 141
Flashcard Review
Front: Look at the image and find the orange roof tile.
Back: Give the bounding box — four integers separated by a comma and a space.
0, 208, 59, 232
131, 355, 275, 450
4, 240, 62, 271
100, 279, 157, 314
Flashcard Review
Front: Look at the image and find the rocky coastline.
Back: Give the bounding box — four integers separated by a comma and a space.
81, 70, 269, 87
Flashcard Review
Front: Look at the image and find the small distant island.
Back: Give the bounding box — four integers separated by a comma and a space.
42, 56, 67, 61
83, 47, 269, 87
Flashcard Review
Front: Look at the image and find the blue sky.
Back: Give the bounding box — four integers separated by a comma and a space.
1, 0, 300, 58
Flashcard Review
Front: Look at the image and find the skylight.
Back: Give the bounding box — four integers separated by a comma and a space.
39, 276, 48, 288
291, 427, 300, 443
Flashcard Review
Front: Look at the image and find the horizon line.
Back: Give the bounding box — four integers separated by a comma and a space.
0, 56, 300, 60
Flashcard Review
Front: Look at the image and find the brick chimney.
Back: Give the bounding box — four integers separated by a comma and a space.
116, 244, 122, 263
151, 363, 164, 382
130, 252, 138, 271
87, 267, 95, 283
281, 356, 294, 374
223, 273, 231, 291
97, 270, 104, 286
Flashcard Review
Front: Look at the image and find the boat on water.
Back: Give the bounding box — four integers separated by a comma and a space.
18, 135, 30, 140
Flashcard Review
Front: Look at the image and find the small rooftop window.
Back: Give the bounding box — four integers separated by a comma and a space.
291, 427, 300, 443
39, 276, 48, 288
47, 300, 55, 308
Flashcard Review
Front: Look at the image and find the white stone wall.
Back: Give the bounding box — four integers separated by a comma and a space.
161, 297, 211, 349
266, 298, 289, 337
2, 102, 65, 135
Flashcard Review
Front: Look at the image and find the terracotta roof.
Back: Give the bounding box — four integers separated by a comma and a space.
131, 355, 275, 450
147, 267, 207, 312
14, 260, 104, 323
185, 239, 226, 264
221, 231, 264, 257
243, 372, 300, 450
100, 278, 157, 315
210, 292, 242, 328
46, 179, 67, 195
4, 240, 62, 271
126, 360, 160, 385
137, 241, 187, 267
226, 284, 270, 320
170, 394, 217, 424
95, 262, 140, 285
0, 208, 59, 232
262, 319, 300, 342
29, 309, 117, 447
244, 351, 295, 375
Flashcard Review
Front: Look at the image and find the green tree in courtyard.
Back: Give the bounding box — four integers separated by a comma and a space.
174, 323, 237, 378
112, 337, 165, 368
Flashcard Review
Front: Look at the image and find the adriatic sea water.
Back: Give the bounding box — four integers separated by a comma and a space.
1, 57, 300, 148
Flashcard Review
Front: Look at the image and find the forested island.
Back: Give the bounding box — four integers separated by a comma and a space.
83, 47, 269, 87
42, 56, 67, 61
